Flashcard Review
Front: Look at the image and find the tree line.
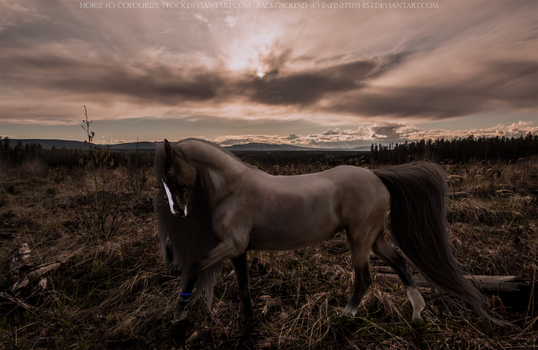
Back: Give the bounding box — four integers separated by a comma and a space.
0, 137, 153, 169
1, 134, 537, 170
370, 133, 538, 164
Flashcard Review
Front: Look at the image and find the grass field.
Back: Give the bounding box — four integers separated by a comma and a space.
1, 155, 536, 349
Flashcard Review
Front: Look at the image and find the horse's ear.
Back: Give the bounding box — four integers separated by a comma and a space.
164, 139, 172, 158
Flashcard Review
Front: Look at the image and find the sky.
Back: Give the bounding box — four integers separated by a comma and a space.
0, 0, 537, 148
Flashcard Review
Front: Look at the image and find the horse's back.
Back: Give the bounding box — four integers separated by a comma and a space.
246, 165, 388, 220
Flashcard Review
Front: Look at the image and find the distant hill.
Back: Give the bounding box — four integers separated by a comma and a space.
224, 143, 311, 151
6, 139, 369, 152
351, 146, 371, 151
107, 142, 156, 150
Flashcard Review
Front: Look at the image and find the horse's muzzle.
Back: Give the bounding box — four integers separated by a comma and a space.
171, 204, 188, 217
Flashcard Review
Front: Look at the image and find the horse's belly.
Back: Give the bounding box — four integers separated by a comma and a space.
248, 212, 341, 251
245, 172, 349, 251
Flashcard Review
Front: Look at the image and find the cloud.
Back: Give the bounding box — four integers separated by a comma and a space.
321, 129, 340, 136
388, 121, 538, 141
214, 134, 286, 146
286, 134, 300, 140
213, 121, 538, 149
367, 122, 406, 139
211, 123, 392, 148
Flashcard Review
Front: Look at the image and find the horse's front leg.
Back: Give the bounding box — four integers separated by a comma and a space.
173, 240, 240, 323
231, 252, 253, 322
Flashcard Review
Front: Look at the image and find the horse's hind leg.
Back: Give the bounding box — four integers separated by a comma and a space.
342, 260, 372, 318
372, 231, 425, 323
231, 253, 254, 322
341, 231, 374, 318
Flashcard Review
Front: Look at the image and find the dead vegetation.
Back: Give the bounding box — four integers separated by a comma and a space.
0, 157, 536, 349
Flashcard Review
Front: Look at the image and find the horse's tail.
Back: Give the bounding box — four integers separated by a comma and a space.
372, 161, 504, 325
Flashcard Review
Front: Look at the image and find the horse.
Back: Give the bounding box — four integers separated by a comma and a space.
154, 138, 503, 325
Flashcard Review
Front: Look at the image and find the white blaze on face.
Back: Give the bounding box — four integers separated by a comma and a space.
162, 179, 176, 215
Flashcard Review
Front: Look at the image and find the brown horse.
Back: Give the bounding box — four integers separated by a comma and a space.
154, 138, 503, 325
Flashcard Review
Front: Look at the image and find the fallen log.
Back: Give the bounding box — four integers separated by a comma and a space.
11, 262, 61, 293
9, 244, 79, 294
374, 272, 536, 313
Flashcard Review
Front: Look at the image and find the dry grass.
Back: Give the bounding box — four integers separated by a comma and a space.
0, 157, 536, 349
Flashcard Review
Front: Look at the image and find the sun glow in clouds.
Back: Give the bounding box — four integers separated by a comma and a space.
257, 72, 265, 77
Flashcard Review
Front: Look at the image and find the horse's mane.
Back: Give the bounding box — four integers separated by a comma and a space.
179, 137, 242, 160
153, 140, 222, 310
170, 138, 257, 171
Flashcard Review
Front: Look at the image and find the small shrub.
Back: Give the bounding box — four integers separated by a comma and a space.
50, 168, 66, 184
92, 260, 111, 280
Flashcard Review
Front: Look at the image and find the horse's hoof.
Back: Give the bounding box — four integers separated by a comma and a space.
173, 310, 188, 323
339, 306, 357, 318
241, 315, 254, 324
411, 315, 423, 324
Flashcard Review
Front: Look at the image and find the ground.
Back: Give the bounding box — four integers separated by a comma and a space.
0, 155, 536, 349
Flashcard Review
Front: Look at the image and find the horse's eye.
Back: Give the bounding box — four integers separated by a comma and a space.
168, 173, 173, 177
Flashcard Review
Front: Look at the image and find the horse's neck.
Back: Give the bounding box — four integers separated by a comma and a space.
186, 141, 248, 196
187, 142, 245, 174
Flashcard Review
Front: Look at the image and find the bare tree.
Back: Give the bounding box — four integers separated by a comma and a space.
81, 105, 95, 144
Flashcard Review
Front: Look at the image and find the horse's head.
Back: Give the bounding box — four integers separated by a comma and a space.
161, 139, 197, 217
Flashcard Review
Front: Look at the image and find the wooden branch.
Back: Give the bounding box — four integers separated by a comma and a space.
0, 292, 34, 311
9, 247, 78, 293
28, 263, 61, 279
374, 271, 536, 313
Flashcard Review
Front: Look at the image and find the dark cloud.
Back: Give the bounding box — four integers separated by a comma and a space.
484, 61, 538, 109
242, 54, 408, 106
1, 52, 225, 104
325, 59, 538, 119
2, 45, 536, 121
259, 44, 293, 75
1, 47, 408, 108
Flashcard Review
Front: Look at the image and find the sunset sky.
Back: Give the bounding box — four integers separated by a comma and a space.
1, 0, 537, 148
